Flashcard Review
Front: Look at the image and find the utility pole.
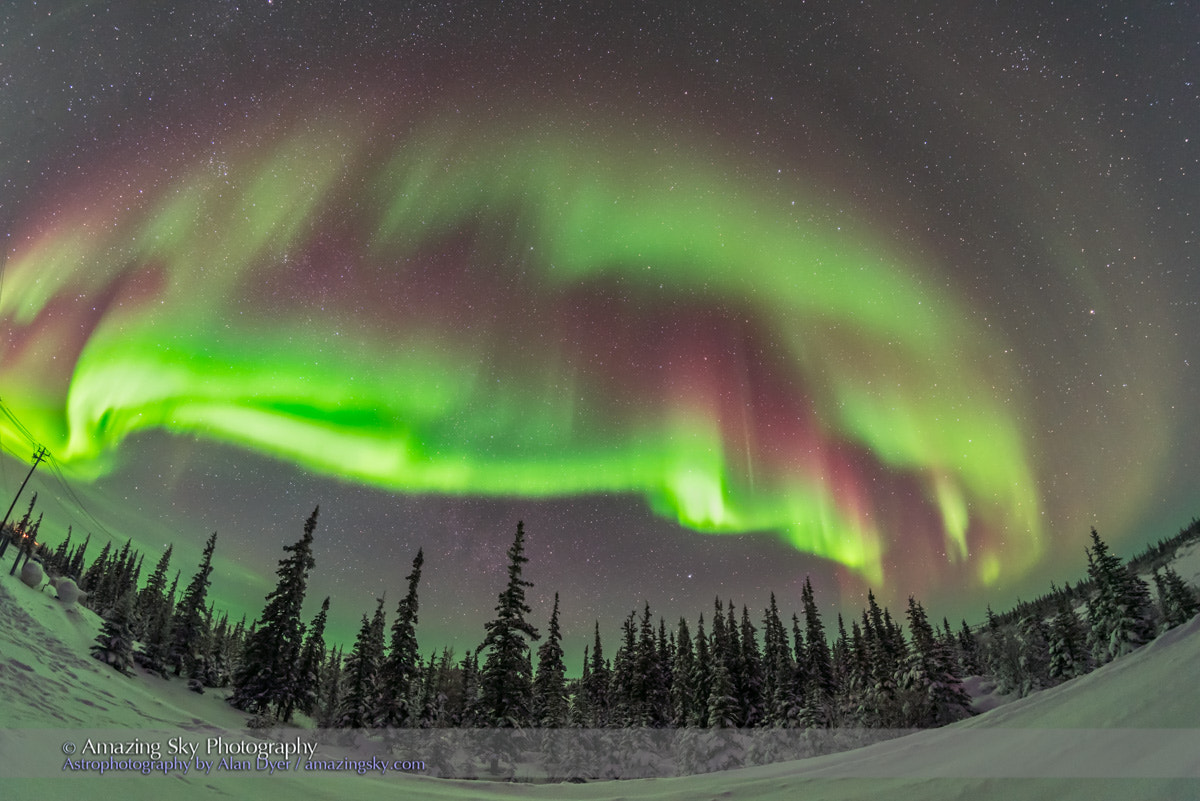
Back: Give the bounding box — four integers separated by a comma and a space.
1, 445, 48, 570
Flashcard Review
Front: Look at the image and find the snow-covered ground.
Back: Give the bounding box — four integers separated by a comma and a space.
1, 566, 1198, 800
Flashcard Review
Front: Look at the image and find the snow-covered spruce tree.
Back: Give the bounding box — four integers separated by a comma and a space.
707, 599, 741, 727
758, 595, 788, 726
168, 531, 217, 682
671, 617, 697, 726
377, 549, 424, 728
858, 592, 905, 727
67, 532, 90, 581
203, 612, 233, 689
80, 540, 112, 604
584, 622, 611, 726
706, 658, 741, 729
899, 597, 972, 727
455, 648, 482, 727
49, 526, 72, 576
532, 593, 568, 727
479, 521, 540, 727
635, 603, 671, 726
133, 590, 173, 678
801, 577, 836, 727
689, 615, 712, 727
1047, 599, 1091, 681
336, 597, 387, 728
230, 507, 318, 718
1153, 565, 1199, 631
91, 591, 136, 674
956, 619, 982, 676
1085, 527, 1154, 664
134, 545, 172, 640
315, 645, 344, 728
290, 596, 330, 720
609, 611, 637, 725
737, 606, 765, 728
838, 617, 870, 726
421, 647, 457, 727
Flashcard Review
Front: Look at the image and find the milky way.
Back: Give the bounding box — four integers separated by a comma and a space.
1, 2, 1195, 652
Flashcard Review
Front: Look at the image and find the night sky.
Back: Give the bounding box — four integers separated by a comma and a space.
2, 1, 1197, 664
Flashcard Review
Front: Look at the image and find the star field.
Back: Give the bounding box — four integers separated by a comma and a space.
1, 1, 1196, 657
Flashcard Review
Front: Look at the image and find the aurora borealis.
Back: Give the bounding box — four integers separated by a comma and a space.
1, 2, 1196, 653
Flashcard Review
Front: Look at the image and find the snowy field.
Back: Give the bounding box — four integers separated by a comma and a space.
1, 565, 1198, 801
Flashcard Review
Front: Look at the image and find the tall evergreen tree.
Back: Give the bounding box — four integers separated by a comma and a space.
634, 602, 671, 726
50, 526, 72, 576
690, 614, 712, 727
337, 598, 387, 728
230, 507, 318, 718
1153, 566, 1199, 630
737, 606, 765, 727
1047, 599, 1090, 681
378, 549, 425, 728
316, 645, 344, 728
68, 532, 91, 580
671, 617, 697, 726
900, 596, 972, 727
292, 597, 330, 720
168, 532, 217, 682
1085, 527, 1154, 664
81, 540, 112, 599
479, 521, 540, 727
532, 593, 568, 727
584, 622, 610, 726
801, 577, 835, 726
134, 545, 173, 640
91, 591, 136, 674
956, 620, 982, 676
760, 594, 791, 726
609, 611, 638, 725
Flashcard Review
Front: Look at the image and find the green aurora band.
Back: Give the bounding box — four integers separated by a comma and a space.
0, 109, 1043, 587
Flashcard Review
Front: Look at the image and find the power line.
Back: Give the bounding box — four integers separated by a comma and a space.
0, 401, 122, 544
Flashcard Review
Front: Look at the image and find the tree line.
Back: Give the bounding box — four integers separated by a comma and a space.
7, 496, 1199, 733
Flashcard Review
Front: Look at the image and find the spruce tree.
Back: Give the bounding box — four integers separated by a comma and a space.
135, 545, 173, 640
609, 611, 638, 725
230, 507, 318, 718
91, 591, 136, 674
291, 597, 330, 720
337, 599, 387, 728
759, 594, 790, 726
479, 521, 540, 727
532, 593, 568, 727
737, 606, 765, 727
168, 532, 217, 681
1048, 599, 1090, 681
50, 527, 72, 576
584, 622, 610, 726
1016, 614, 1051, 694
1085, 527, 1154, 664
635, 602, 670, 726
68, 532, 91, 580
81, 540, 112, 600
956, 620, 981, 675
1153, 566, 1199, 630
671, 617, 697, 726
900, 596, 972, 727
378, 549, 424, 728
690, 615, 712, 727
801, 577, 835, 726
315, 645, 344, 728
706, 661, 740, 728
